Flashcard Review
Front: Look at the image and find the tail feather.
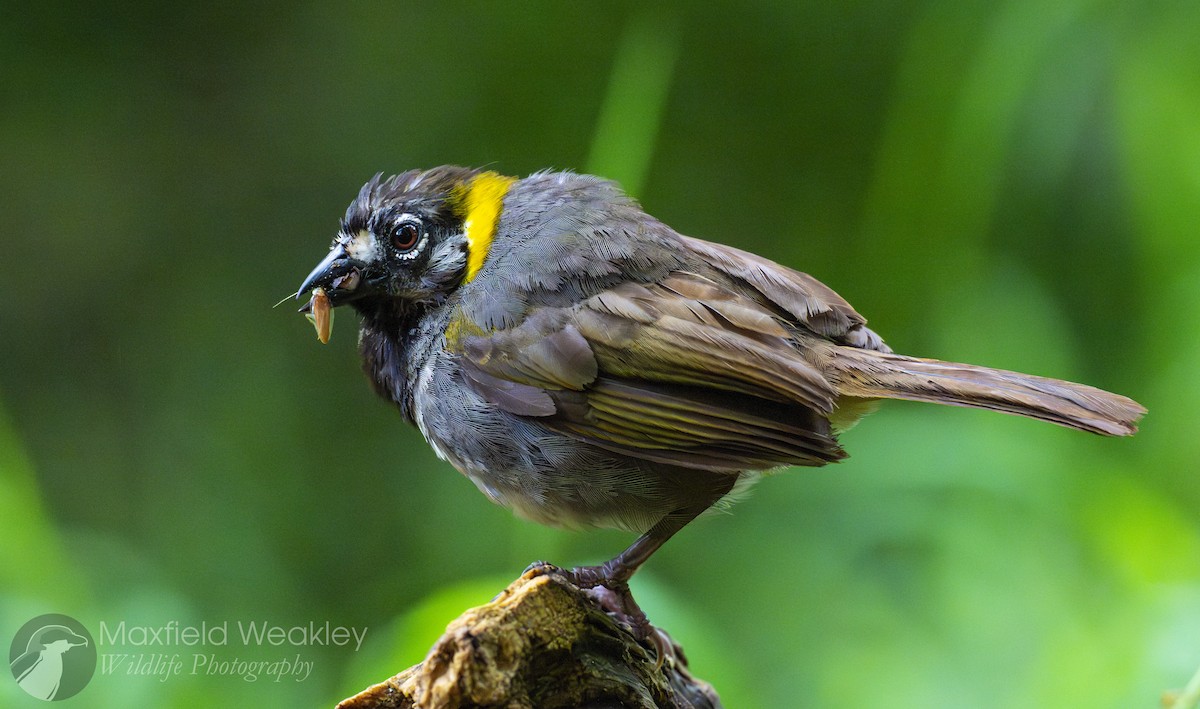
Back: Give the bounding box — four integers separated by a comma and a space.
824, 347, 1145, 436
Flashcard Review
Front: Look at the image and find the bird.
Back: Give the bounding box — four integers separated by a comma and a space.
11, 624, 90, 701
296, 166, 1144, 634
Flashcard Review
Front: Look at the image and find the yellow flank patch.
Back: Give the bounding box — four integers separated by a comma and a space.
457, 171, 516, 283
442, 309, 486, 353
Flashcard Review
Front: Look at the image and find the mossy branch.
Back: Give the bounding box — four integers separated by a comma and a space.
335, 565, 720, 709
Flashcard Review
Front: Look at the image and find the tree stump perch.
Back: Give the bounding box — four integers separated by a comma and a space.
336, 565, 721, 709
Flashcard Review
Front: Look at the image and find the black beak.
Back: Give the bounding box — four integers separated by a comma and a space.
295, 244, 363, 307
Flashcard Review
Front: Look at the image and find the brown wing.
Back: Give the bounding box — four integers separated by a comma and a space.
681, 236, 891, 352
680, 237, 1145, 436
454, 271, 845, 472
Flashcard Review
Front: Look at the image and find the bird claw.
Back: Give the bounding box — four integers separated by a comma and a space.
522, 562, 677, 667
566, 565, 676, 669
521, 560, 560, 577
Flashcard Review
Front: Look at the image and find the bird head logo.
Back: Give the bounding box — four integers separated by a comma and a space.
9, 615, 95, 701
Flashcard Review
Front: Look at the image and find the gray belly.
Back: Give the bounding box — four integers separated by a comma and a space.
410, 354, 741, 532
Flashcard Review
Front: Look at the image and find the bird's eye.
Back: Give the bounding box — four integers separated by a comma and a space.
391, 222, 421, 253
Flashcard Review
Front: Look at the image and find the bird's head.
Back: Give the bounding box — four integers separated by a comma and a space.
296, 166, 514, 340
28, 625, 89, 654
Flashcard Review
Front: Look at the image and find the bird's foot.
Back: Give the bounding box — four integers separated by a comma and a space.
521, 560, 560, 577
565, 564, 676, 669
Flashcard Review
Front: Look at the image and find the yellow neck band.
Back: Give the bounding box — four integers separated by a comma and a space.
458, 172, 516, 283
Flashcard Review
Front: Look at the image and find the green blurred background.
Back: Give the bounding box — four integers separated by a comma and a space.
2, 2, 1199, 706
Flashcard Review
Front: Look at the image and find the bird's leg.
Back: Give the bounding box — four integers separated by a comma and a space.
568, 504, 712, 663
570, 510, 700, 588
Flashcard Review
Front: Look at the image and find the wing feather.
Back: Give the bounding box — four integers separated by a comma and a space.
453, 272, 845, 472
681, 236, 891, 352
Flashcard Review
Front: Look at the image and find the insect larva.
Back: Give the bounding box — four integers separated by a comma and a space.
308, 287, 333, 344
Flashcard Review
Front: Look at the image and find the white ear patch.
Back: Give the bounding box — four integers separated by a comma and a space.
343, 229, 379, 262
